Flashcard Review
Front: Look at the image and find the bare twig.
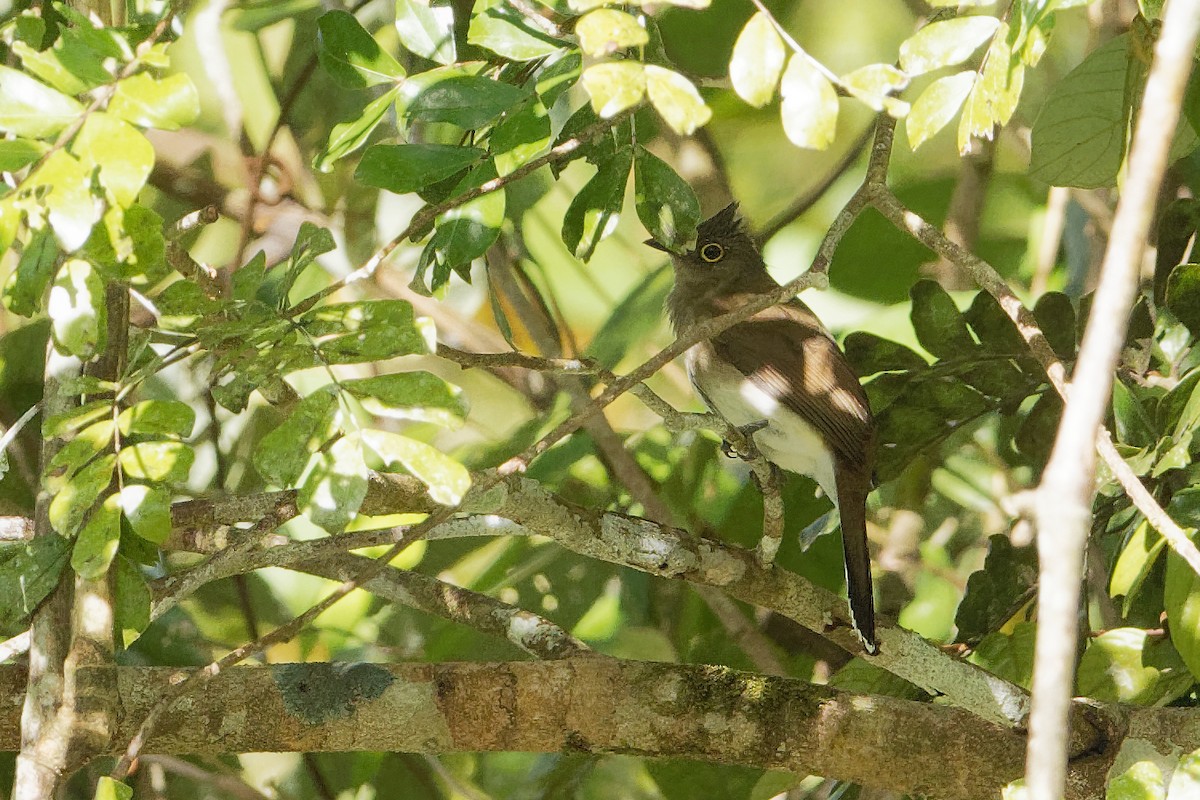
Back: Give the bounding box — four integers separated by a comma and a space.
1024, 4, 1200, 796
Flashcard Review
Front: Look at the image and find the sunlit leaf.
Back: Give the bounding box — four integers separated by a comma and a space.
468, 0, 562, 60
49, 454, 116, 537
644, 65, 711, 135
0, 64, 83, 138
118, 441, 194, 483
343, 371, 467, 426
1165, 543, 1200, 680
581, 61, 645, 118
729, 12, 786, 108
906, 72, 976, 150
298, 432, 369, 532
0, 137, 48, 171
49, 258, 106, 357
72, 113, 153, 208
5, 227, 58, 317
395, 0, 457, 65
108, 73, 200, 131
899, 17, 1002, 75
361, 428, 471, 505
117, 484, 172, 544
780, 54, 837, 150
492, 99, 551, 176
562, 146, 632, 261
841, 63, 909, 115
576, 9, 647, 57
957, 23, 1023, 153
71, 493, 121, 579
314, 85, 402, 173
30, 150, 101, 252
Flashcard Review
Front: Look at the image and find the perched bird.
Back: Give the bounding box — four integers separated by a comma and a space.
648, 203, 878, 652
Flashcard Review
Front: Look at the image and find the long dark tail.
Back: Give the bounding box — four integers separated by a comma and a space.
836, 462, 877, 654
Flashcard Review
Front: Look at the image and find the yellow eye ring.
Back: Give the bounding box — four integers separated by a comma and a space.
699, 242, 724, 263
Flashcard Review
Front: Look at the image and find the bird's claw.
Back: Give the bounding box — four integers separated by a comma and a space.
722, 420, 768, 461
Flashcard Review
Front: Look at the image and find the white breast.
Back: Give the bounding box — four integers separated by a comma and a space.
687, 349, 838, 504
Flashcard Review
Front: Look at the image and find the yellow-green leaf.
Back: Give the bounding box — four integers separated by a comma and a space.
906, 71, 975, 150
30, 150, 101, 252
118, 441, 194, 483
582, 61, 645, 118
361, 429, 470, 505
957, 23, 1023, 153
899, 16, 1002, 75
0, 64, 83, 138
780, 53, 837, 150
117, 484, 171, 544
577, 9, 648, 57
108, 73, 200, 131
72, 113, 154, 208
730, 12, 786, 108
71, 493, 121, 579
840, 63, 909, 115
49, 258, 106, 358
645, 65, 711, 135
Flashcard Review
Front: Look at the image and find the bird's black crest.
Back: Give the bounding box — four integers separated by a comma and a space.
696, 202, 745, 242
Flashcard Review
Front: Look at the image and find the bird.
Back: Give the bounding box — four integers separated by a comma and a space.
647, 202, 878, 653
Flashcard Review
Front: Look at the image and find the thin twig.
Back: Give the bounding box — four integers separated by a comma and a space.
1025, 3, 1200, 796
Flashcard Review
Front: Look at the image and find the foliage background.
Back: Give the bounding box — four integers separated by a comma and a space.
2, 0, 1200, 797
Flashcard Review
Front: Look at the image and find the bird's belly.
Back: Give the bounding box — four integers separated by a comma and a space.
688, 353, 838, 501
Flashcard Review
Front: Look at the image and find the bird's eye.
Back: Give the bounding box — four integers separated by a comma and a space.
699, 242, 724, 263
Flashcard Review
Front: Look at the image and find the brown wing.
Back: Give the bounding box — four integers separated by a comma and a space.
709, 300, 875, 474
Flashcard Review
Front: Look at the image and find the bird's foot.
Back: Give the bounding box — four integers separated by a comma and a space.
722, 420, 768, 461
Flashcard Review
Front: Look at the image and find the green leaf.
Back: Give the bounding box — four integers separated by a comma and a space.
730, 12, 786, 108
317, 10, 406, 89
535, 51, 581, 106
231, 0, 322, 30
576, 9, 648, 57
1167, 264, 1200, 338
117, 400, 196, 438
254, 389, 339, 487
1014, 391, 1061, 465
303, 299, 432, 362
1111, 520, 1163, 615
958, 23, 1023, 154
361, 428, 470, 505
562, 146, 632, 261
314, 85, 402, 173
0, 137, 49, 171
1078, 628, 1173, 704
403, 74, 531, 128
645, 65, 711, 136
44, 399, 113, 438
1107, 760, 1166, 800
491, 98, 551, 176
633, 145, 700, 251
113, 556, 151, 648
31, 150, 102, 251
0, 534, 71, 630
910, 280, 975, 359
1032, 291, 1077, 359
467, 0, 562, 61
840, 63, 909, 115
355, 143, 486, 194
780, 53, 837, 150
899, 16, 1002, 75
72, 113, 153, 208
108, 73, 200, 131
873, 376, 992, 480
395, 0, 457, 65
1155, 199, 1200, 305
13, 28, 111, 96
343, 371, 467, 425
117, 484, 172, 544
95, 776, 135, 800
0, 64, 83, 138
954, 534, 1037, 644
71, 493, 121, 579
582, 61, 646, 118
49, 258, 106, 358
4, 227, 58, 317
906, 72, 975, 150
969, 621, 1037, 689
1165, 542, 1200, 680
118, 441, 194, 483
298, 433, 369, 532
843, 331, 928, 376
1111, 379, 1156, 448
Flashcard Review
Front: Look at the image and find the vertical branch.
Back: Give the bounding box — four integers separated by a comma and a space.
1024, 4, 1200, 798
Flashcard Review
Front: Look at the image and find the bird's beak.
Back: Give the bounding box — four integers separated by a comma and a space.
644, 238, 671, 253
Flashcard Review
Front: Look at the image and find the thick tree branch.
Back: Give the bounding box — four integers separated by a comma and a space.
0, 661, 1124, 800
